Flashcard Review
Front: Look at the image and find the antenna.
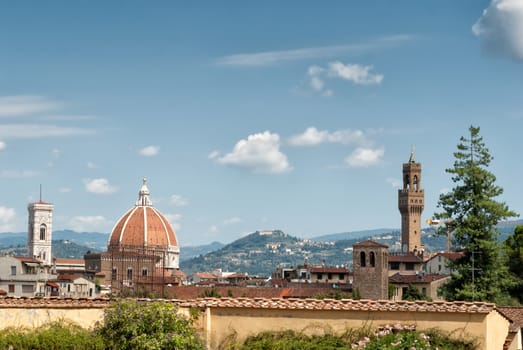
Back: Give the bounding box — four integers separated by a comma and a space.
39, 184, 42, 202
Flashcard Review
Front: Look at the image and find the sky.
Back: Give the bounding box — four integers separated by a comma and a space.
1, 1, 523, 246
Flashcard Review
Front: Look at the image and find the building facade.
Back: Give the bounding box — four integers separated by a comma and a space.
352, 240, 388, 300
27, 200, 54, 265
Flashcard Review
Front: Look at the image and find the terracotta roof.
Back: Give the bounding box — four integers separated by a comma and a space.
427, 252, 465, 262
309, 267, 349, 273
57, 273, 85, 281
0, 289, 6, 296
54, 258, 85, 265
498, 307, 523, 332
0, 296, 497, 315
15, 256, 42, 263
389, 273, 450, 284
192, 272, 217, 280
388, 254, 423, 263
353, 240, 388, 248
108, 180, 178, 249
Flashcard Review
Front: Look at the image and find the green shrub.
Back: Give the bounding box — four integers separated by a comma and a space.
94, 299, 204, 350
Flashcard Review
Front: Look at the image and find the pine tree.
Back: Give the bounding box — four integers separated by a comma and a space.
435, 126, 517, 303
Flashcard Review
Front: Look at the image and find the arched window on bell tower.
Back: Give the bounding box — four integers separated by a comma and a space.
413, 175, 418, 192
360, 251, 366, 267
370, 251, 376, 267
40, 224, 47, 240
404, 175, 410, 190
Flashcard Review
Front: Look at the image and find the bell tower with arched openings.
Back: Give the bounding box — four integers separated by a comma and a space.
398, 148, 424, 254
28, 199, 54, 266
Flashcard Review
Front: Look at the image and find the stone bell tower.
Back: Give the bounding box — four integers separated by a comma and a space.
398, 148, 424, 254
28, 198, 54, 266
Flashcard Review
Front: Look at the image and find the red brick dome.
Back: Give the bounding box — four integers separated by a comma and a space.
108, 178, 178, 249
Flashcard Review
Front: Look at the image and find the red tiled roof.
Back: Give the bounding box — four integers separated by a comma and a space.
0, 289, 6, 296
15, 256, 42, 263
353, 240, 388, 248
54, 258, 85, 265
0, 296, 497, 315
388, 254, 423, 263
193, 272, 217, 280
389, 273, 450, 284
309, 267, 349, 273
498, 307, 523, 332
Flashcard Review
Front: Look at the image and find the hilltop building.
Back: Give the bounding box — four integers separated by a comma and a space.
85, 178, 182, 295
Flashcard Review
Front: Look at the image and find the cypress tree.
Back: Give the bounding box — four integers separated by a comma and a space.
435, 126, 517, 302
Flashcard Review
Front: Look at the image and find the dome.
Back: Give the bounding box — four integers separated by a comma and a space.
108, 178, 179, 268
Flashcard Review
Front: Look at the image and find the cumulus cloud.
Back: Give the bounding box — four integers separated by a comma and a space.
138, 145, 160, 157
0, 141, 5, 151
288, 127, 366, 146
472, 0, 523, 61
170, 194, 189, 207
84, 178, 116, 194
345, 147, 385, 167
0, 206, 16, 231
0, 95, 61, 117
164, 213, 182, 232
307, 62, 383, 95
212, 131, 292, 174
223, 217, 241, 225
68, 215, 111, 232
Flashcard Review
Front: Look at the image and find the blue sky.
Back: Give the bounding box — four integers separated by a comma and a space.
1, 1, 523, 246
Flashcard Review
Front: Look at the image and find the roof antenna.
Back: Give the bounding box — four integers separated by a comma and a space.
39, 184, 42, 202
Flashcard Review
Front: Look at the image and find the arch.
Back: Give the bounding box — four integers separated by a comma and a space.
404, 175, 410, 189
369, 251, 376, 267
40, 224, 47, 240
413, 175, 419, 191
127, 267, 133, 280
360, 251, 366, 267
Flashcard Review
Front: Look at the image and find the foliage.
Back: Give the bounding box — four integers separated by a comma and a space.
435, 126, 518, 302
402, 283, 431, 301
0, 320, 105, 350
94, 299, 204, 350
199, 286, 221, 298
504, 224, 523, 303
313, 289, 351, 300
225, 324, 476, 350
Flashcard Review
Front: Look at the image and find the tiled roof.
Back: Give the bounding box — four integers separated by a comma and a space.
498, 307, 523, 332
388, 254, 423, 263
55, 258, 85, 265
0, 296, 496, 314
192, 272, 217, 279
389, 273, 450, 284
14, 256, 42, 263
427, 252, 465, 262
353, 240, 389, 248
309, 267, 349, 273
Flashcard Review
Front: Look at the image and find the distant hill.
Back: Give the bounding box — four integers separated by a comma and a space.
310, 228, 397, 242
180, 241, 225, 262
0, 230, 109, 251
0, 239, 97, 259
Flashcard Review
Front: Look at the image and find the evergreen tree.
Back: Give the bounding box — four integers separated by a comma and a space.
504, 225, 523, 303
435, 126, 517, 303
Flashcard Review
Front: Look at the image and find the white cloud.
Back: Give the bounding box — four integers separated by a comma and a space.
84, 178, 116, 194
288, 127, 366, 146
213, 131, 292, 174
0, 124, 94, 139
208, 150, 220, 159
0, 95, 61, 117
215, 35, 413, 66
138, 145, 160, 157
0, 206, 16, 232
87, 162, 97, 169
0, 170, 40, 178
345, 147, 385, 167
327, 62, 384, 85
307, 62, 383, 95
170, 194, 189, 207
0, 141, 5, 151
223, 217, 241, 225
472, 0, 523, 61
386, 177, 402, 188
68, 215, 111, 232
164, 213, 182, 231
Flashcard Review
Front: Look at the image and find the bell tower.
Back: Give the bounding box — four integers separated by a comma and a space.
28, 198, 54, 266
398, 149, 424, 254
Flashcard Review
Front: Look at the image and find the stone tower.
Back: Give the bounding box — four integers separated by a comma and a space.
28, 200, 54, 265
398, 149, 424, 254
352, 240, 388, 300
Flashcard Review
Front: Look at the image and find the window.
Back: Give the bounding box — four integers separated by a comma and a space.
127, 268, 133, 280
327, 273, 332, 280
369, 251, 375, 267
360, 252, 366, 267
406, 262, 415, 270
22, 284, 34, 293
339, 273, 345, 280
316, 273, 323, 280
438, 265, 442, 272
40, 224, 47, 240
422, 287, 427, 295
8, 284, 14, 293
142, 268, 148, 277
390, 262, 400, 270
413, 175, 418, 191
112, 267, 117, 280
10, 266, 16, 275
